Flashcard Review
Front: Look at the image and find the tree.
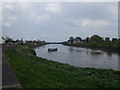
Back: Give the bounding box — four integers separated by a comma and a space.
4, 37, 14, 44
75, 37, 81, 41
112, 38, 118, 43
2, 37, 5, 40
105, 37, 110, 42
90, 35, 103, 42
73, 37, 81, 43
86, 37, 89, 43
118, 38, 120, 42
69, 37, 74, 43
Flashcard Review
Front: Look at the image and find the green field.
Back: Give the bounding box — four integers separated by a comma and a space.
4, 44, 120, 88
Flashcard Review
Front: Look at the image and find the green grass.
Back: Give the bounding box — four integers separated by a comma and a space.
4, 44, 120, 88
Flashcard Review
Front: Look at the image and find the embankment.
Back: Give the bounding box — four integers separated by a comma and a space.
63, 43, 119, 53
4, 43, 120, 88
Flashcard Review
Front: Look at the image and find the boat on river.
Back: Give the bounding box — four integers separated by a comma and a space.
48, 48, 58, 52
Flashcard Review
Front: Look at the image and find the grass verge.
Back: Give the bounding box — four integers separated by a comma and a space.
4, 44, 120, 88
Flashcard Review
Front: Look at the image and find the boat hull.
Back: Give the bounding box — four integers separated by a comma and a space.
48, 48, 57, 52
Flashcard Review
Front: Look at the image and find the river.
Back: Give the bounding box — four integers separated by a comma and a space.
34, 44, 119, 70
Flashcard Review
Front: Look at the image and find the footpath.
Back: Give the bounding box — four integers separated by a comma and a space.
2, 45, 22, 89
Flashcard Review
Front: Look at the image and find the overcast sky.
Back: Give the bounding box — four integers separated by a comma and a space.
2, 2, 118, 42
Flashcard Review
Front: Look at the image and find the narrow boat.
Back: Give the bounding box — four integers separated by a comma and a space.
48, 48, 58, 52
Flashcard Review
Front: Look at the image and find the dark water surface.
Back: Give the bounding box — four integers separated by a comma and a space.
35, 44, 119, 70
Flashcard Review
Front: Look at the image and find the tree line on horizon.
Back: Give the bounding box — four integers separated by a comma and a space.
63, 35, 119, 52
66, 35, 119, 43
2, 37, 46, 45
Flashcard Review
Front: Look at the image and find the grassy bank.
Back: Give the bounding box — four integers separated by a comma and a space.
4, 44, 120, 88
63, 42, 119, 53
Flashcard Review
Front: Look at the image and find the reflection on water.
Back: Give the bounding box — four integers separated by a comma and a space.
69, 47, 74, 53
35, 44, 119, 70
76, 50, 82, 52
106, 52, 112, 57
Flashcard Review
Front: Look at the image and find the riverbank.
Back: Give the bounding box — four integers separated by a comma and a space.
4, 43, 120, 88
63, 42, 119, 53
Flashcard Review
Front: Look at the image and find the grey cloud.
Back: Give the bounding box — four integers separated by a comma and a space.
61, 2, 117, 21
2, 2, 118, 42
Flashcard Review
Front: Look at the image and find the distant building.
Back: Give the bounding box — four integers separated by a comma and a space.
67, 40, 71, 43
73, 37, 81, 43
80, 40, 86, 43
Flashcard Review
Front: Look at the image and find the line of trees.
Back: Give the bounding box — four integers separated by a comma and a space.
67, 35, 119, 43
2, 37, 46, 45
63, 35, 120, 52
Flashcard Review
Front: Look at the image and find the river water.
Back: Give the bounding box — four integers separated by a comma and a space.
34, 44, 119, 70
